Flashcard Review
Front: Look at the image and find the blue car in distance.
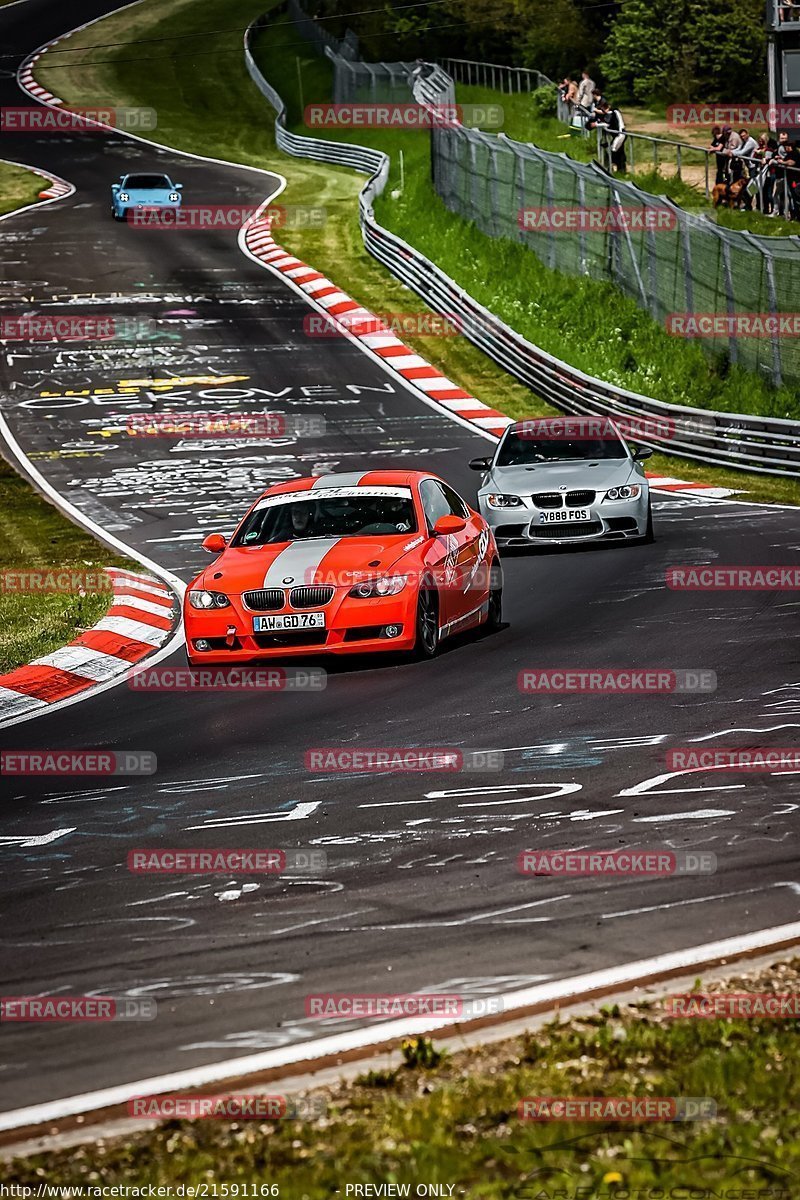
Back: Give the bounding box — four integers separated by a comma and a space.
111, 172, 182, 221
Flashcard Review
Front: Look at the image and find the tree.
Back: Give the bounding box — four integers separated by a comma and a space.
600, 0, 767, 104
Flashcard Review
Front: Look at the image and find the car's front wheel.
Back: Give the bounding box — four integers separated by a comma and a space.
413, 586, 440, 659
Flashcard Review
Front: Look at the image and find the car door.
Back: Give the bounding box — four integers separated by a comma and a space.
419, 479, 476, 627
439, 481, 487, 613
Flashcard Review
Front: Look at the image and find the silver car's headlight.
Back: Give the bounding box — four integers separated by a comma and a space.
169, 192, 180, 202
188, 589, 230, 609
486, 494, 523, 508
119, 192, 129, 201
604, 484, 642, 501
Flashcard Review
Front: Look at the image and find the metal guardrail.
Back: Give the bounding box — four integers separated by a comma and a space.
244, 14, 800, 477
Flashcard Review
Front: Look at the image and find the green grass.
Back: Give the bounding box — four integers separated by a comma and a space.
0, 456, 131, 674
5, 960, 800, 1193
0, 159, 46, 215
0, 163, 133, 672
34, 0, 800, 511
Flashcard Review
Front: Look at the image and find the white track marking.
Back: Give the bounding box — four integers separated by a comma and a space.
184, 801, 321, 830
0, 829, 75, 847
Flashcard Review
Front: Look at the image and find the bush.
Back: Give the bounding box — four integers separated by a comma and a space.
530, 84, 558, 118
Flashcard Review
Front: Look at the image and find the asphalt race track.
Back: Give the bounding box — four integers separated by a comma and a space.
0, 0, 798, 1118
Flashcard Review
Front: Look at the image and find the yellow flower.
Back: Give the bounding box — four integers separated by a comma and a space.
602, 1173, 624, 1185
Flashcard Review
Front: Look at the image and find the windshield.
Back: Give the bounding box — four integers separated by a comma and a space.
495, 431, 628, 466
232, 492, 418, 546
123, 174, 172, 189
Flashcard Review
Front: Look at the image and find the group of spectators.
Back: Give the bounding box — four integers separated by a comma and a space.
710, 125, 800, 219
557, 73, 800, 216
778, 0, 800, 21
558, 70, 628, 172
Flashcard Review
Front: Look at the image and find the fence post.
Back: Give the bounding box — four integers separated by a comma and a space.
576, 172, 588, 274
719, 232, 739, 366
612, 185, 648, 308
676, 143, 682, 180
545, 158, 556, 270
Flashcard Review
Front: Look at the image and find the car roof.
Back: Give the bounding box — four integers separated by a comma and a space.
258, 470, 432, 502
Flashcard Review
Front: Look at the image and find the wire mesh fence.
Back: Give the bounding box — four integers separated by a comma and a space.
431, 123, 800, 388
287, 0, 359, 59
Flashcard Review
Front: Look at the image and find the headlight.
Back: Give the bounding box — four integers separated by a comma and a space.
188, 589, 230, 609
604, 484, 641, 501
119, 192, 129, 201
486, 494, 523, 508
348, 576, 407, 599
169, 192, 180, 202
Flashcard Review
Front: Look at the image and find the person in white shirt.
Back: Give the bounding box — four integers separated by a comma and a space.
576, 70, 596, 112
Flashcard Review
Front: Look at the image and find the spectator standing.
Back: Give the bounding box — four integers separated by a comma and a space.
730, 127, 758, 186
772, 130, 794, 217
595, 99, 627, 172
755, 135, 778, 213
709, 126, 728, 184
558, 77, 578, 113
576, 70, 596, 112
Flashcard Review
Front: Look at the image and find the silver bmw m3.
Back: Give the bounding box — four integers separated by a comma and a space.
471, 416, 654, 548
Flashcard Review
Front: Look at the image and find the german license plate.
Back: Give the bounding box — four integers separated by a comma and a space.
253, 612, 325, 632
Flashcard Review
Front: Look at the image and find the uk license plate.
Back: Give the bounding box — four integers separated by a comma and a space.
253, 612, 325, 632
538, 508, 589, 523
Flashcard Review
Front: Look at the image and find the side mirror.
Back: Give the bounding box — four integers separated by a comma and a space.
433, 514, 467, 536
469, 456, 492, 471
202, 533, 227, 554
173, 182, 183, 189
633, 447, 653, 461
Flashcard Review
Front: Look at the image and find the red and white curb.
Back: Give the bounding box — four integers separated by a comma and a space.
645, 473, 741, 499
0, 569, 180, 726
242, 220, 514, 439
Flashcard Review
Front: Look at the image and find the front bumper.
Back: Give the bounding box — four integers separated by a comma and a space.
480, 494, 648, 546
183, 589, 418, 661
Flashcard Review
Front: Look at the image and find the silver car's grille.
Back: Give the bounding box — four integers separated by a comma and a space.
532, 490, 597, 508
242, 589, 284, 611
289, 586, 335, 609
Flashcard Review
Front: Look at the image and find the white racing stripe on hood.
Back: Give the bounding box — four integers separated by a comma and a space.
262, 539, 341, 588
